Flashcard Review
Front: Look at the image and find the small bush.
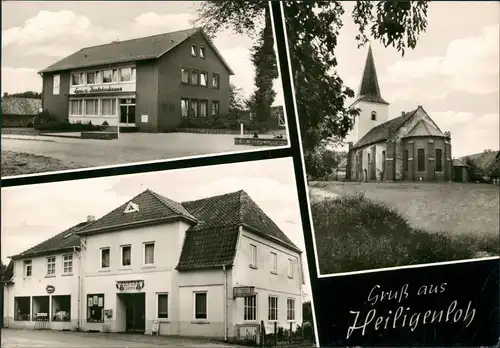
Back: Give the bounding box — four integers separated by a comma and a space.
313, 193, 486, 274
33, 111, 104, 132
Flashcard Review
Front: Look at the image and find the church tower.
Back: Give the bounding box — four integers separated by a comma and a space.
347, 45, 390, 144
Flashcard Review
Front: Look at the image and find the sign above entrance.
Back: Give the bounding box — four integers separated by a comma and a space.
116, 280, 144, 292
233, 286, 255, 298
69, 82, 136, 95
46, 285, 55, 294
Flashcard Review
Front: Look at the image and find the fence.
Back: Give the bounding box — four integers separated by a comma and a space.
235, 320, 314, 347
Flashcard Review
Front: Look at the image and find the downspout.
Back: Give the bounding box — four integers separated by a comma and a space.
73, 246, 81, 331
222, 264, 228, 342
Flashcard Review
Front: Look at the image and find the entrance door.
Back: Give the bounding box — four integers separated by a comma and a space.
124, 293, 145, 333
119, 99, 136, 126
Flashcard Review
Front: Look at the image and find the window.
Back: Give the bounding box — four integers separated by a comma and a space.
23, 260, 32, 277
181, 98, 189, 117
46, 257, 56, 276
268, 296, 278, 321
157, 293, 168, 319
86, 71, 99, 85
53, 74, 60, 95
435, 149, 443, 172
200, 100, 208, 118
249, 244, 257, 268
101, 248, 110, 268
200, 45, 205, 58
181, 68, 190, 84
63, 254, 73, 274
212, 73, 219, 89
121, 245, 131, 267
403, 150, 409, 171
244, 296, 256, 321
71, 72, 84, 86
120, 67, 132, 82
367, 153, 371, 164
371, 111, 377, 121
190, 99, 199, 118
131, 68, 136, 81
85, 99, 98, 116
70, 100, 83, 115
194, 292, 207, 319
191, 69, 199, 85
14, 297, 31, 321
102, 70, 112, 83
211, 101, 219, 117
417, 148, 425, 171
52, 295, 71, 322
112, 69, 118, 82
87, 294, 104, 323
101, 99, 116, 116
144, 242, 155, 265
288, 259, 294, 278
191, 44, 197, 56
200, 71, 208, 87
270, 252, 277, 274
287, 298, 296, 321
124, 201, 139, 213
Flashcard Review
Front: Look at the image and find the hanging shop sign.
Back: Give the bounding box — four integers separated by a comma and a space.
116, 280, 144, 292
233, 286, 255, 298
46, 285, 55, 294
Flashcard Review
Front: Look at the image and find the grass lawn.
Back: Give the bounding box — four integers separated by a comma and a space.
309, 181, 499, 275
2, 150, 86, 177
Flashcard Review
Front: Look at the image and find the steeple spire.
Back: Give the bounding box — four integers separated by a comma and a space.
357, 44, 389, 105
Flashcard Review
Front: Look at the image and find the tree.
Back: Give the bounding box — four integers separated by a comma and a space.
229, 83, 245, 114
196, 1, 429, 175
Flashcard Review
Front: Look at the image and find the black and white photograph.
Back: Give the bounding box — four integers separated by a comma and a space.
1, 157, 315, 347
283, 1, 499, 275
1, 1, 288, 178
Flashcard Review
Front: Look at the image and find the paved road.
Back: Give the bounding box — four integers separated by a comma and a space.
1, 133, 259, 169
1, 328, 240, 347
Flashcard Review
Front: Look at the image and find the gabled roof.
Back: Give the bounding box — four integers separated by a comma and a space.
76, 189, 197, 235
9, 221, 91, 260
353, 45, 389, 105
2, 97, 41, 116
452, 158, 468, 167
403, 119, 446, 139
177, 190, 300, 270
38, 27, 234, 75
352, 108, 417, 149
460, 150, 500, 176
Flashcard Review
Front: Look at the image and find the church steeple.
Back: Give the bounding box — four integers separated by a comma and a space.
356, 44, 389, 105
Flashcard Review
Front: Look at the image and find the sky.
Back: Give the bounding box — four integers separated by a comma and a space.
1, 1, 284, 107
333, 1, 499, 158
1, 157, 311, 300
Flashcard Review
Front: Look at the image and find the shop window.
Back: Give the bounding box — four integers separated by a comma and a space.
63, 254, 73, 274
436, 149, 443, 172
287, 298, 295, 321
417, 148, 425, 171
101, 99, 116, 116
268, 295, 278, 321
101, 247, 110, 268
200, 100, 208, 118
200, 45, 205, 58
194, 292, 207, 319
211, 101, 219, 117
212, 73, 219, 89
32, 296, 50, 320
181, 98, 189, 117
52, 295, 71, 322
121, 245, 131, 267
70, 100, 83, 116
200, 71, 208, 87
191, 69, 199, 85
181, 68, 190, 84
144, 242, 155, 265
87, 294, 104, 323
46, 256, 56, 276
14, 297, 31, 321
24, 260, 32, 277
244, 295, 256, 321
85, 99, 98, 116
157, 293, 168, 319
53, 75, 60, 95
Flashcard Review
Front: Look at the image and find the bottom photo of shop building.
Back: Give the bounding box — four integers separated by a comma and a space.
1, 158, 311, 343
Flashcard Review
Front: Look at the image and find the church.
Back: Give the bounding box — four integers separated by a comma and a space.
345, 46, 453, 182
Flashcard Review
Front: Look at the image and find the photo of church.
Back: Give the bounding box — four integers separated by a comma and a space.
345, 46, 453, 182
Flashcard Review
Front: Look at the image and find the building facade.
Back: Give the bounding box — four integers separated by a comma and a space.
39, 28, 233, 133
345, 46, 453, 182
3, 190, 304, 340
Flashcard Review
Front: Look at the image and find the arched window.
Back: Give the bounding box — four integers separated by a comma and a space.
435, 149, 443, 172
417, 149, 425, 171
367, 153, 371, 163
371, 111, 377, 121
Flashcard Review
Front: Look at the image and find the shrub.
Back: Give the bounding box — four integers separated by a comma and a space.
312, 193, 480, 274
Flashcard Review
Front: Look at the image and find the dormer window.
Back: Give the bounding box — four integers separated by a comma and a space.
371, 111, 377, 121
191, 44, 197, 57
124, 201, 139, 213
199, 45, 205, 58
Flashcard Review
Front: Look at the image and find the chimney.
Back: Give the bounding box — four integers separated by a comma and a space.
417, 105, 422, 109
87, 215, 95, 222
401, 111, 406, 117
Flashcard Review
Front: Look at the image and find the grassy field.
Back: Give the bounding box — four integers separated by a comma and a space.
309, 181, 499, 274
2, 150, 85, 177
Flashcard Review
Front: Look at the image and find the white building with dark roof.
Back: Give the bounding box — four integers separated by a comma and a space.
3, 189, 304, 341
